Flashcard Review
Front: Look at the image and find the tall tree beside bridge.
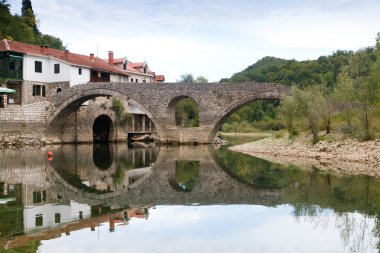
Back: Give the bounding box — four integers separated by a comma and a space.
21, 0, 39, 34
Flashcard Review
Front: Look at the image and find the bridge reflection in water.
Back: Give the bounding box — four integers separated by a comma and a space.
0, 144, 380, 251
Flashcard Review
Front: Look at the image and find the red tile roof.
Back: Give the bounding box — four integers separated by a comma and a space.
107, 57, 155, 75
130, 62, 146, 68
155, 75, 165, 82
113, 58, 125, 64
0, 39, 126, 76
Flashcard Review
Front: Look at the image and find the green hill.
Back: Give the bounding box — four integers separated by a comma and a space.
223, 49, 375, 89
0, 0, 65, 50
220, 40, 379, 137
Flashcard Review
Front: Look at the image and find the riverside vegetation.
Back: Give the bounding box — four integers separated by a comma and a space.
221, 33, 380, 144
222, 34, 380, 177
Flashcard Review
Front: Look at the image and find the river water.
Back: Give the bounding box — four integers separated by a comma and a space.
0, 140, 379, 253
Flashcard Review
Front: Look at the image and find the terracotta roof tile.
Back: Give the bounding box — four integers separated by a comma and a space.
155, 75, 165, 81
130, 62, 146, 68
113, 58, 125, 64
1, 40, 162, 78
0, 39, 127, 76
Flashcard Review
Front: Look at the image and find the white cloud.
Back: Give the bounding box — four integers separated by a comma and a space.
7, 0, 380, 81
38, 205, 378, 253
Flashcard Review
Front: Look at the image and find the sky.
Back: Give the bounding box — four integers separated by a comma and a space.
8, 0, 380, 82
38, 205, 376, 253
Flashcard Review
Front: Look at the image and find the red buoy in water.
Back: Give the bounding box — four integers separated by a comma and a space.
47, 151, 53, 157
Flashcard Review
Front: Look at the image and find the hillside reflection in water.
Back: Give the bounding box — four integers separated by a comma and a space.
0, 143, 379, 252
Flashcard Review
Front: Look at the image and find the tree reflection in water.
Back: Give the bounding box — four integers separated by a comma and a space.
1, 144, 380, 252
169, 160, 200, 192
215, 147, 380, 253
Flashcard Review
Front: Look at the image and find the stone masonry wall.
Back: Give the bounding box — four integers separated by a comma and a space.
0, 102, 48, 145
61, 97, 126, 143
25, 81, 69, 104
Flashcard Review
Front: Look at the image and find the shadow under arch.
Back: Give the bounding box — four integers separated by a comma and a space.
93, 114, 114, 143
93, 143, 114, 170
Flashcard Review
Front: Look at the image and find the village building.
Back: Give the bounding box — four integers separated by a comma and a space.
0, 39, 165, 106
0, 39, 165, 140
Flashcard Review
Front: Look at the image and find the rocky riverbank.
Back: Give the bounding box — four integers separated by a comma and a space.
0, 135, 52, 147
229, 134, 380, 177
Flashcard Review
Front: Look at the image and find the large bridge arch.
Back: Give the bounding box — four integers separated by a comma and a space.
207, 92, 287, 141
46, 85, 163, 140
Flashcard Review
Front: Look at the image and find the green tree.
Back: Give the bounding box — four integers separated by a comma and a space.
111, 98, 132, 126
333, 65, 356, 128
9, 15, 36, 43
357, 47, 380, 140
0, 0, 12, 38
195, 76, 208, 83
293, 86, 326, 144
175, 97, 199, 127
0, 0, 66, 49
21, 0, 39, 34
279, 95, 296, 133
36, 34, 65, 50
177, 73, 209, 84
177, 73, 194, 83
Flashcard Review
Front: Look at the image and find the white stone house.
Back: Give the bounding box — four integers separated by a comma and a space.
0, 39, 164, 107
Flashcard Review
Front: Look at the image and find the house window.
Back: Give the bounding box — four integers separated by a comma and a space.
32, 85, 46, 97
55, 213, 61, 223
130, 78, 133, 82
54, 63, 60, 74
78, 68, 82, 75
123, 63, 126, 70
135, 79, 138, 83
33, 190, 47, 203
35, 214, 43, 227
35, 61, 42, 73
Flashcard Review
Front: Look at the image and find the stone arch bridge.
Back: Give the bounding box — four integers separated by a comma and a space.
47, 82, 291, 143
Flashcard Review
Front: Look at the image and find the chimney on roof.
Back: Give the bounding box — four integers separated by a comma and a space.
64, 50, 69, 58
40, 45, 49, 55
108, 51, 114, 65
90, 53, 94, 61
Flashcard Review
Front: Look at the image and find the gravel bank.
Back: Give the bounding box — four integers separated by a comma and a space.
229, 135, 380, 177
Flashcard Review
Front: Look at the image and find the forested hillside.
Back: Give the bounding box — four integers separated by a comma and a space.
221, 35, 380, 141
0, 0, 65, 50
222, 49, 375, 88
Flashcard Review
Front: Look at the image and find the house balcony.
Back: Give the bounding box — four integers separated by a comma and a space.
0, 70, 23, 80
90, 76, 110, 82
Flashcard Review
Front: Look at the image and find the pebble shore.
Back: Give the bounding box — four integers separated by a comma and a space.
229, 134, 380, 177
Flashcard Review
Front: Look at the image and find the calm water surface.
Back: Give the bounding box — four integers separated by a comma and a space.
0, 140, 379, 253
